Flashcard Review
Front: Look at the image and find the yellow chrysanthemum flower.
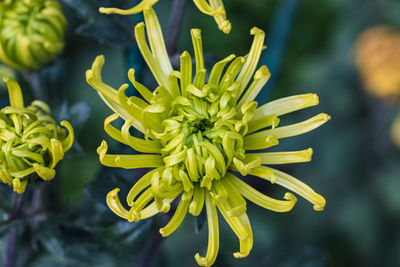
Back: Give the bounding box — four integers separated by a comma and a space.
87, 8, 329, 267
391, 113, 400, 149
0, 0, 67, 70
99, 0, 231, 34
355, 25, 400, 100
0, 77, 74, 194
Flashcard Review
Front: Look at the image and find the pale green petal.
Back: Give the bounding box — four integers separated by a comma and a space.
192, 0, 231, 34
33, 163, 56, 180
126, 169, 159, 206
160, 190, 193, 237
246, 113, 331, 141
244, 134, 279, 151
128, 68, 153, 102
12, 178, 27, 194
227, 173, 297, 212
247, 114, 279, 134
195, 191, 220, 267
50, 138, 64, 168
60, 120, 74, 151
236, 27, 265, 97
180, 51, 192, 95
191, 29, 204, 74
254, 166, 326, 211
249, 148, 313, 165
0, 165, 12, 184
253, 93, 319, 121
237, 65, 271, 108
209, 54, 235, 90
143, 8, 173, 78
3, 77, 24, 108
86, 55, 145, 133
106, 188, 130, 219
97, 140, 163, 169
99, 0, 158, 15
189, 185, 205, 216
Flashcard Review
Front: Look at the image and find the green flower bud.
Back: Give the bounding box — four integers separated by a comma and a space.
0, 77, 74, 194
0, 0, 67, 70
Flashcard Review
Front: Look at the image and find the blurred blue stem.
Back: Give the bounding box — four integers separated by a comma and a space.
125, 1, 145, 97
256, 0, 301, 102
166, 0, 187, 55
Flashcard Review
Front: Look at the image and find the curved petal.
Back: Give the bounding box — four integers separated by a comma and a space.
237, 65, 271, 108
104, 114, 161, 154
189, 185, 205, 216
99, 0, 159, 15
97, 140, 163, 169
195, 191, 220, 267
253, 93, 319, 120
252, 166, 326, 211
191, 29, 204, 74
245, 113, 331, 140
3, 77, 24, 108
106, 188, 130, 219
227, 173, 297, 212
192, 0, 231, 34
86, 55, 145, 133
236, 27, 265, 97
159, 190, 193, 237
60, 120, 74, 151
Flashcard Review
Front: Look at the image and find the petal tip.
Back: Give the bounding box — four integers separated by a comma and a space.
284, 192, 298, 206
313, 195, 326, 211
250, 27, 264, 36
194, 253, 210, 267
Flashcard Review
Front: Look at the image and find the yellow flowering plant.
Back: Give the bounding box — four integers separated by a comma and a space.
355, 25, 400, 101
0, 0, 67, 70
99, 0, 231, 34
0, 77, 74, 194
87, 7, 329, 267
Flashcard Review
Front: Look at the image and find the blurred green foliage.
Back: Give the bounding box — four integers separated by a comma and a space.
0, 0, 400, 266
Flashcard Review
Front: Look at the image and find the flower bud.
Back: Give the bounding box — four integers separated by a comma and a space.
0, 77, 74, 193
0, 0, 67, 70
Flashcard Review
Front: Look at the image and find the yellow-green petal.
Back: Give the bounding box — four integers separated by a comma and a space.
97, 140, 163, 169
227, 173, 297, 212
195, 191, 220, 267
99, 0, 158, 15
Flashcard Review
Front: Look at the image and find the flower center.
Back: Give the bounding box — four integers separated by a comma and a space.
192, 118, 214, 133
152, 90, 255, 192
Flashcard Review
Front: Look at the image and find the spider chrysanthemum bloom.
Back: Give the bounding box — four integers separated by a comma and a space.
87, 8, 329, 267
99, 0, 231, 34
0, 77, 74, 194
0, 0, 67, 70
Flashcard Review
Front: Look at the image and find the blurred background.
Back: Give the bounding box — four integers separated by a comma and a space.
1, 0, 400, 266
